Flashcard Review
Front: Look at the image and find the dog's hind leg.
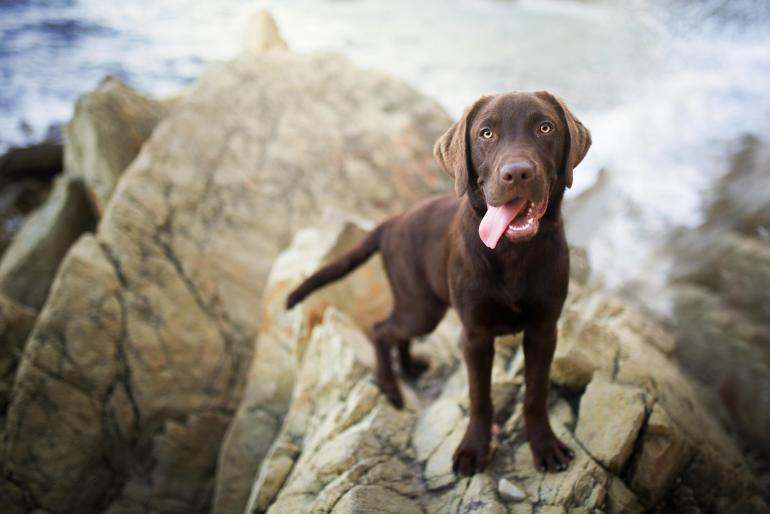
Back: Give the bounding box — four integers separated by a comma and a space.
373, 302, 446, 407
397, 340, 429, 380
372, 318, 405, 408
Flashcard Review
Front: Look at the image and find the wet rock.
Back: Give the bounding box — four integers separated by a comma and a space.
64, 76, 168, 213
0, 177, 97, 309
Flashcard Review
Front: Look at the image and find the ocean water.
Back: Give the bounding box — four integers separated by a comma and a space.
2, 0, 770, 311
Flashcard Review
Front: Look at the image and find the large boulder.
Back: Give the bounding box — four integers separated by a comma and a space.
0, 78, 163, 312
0, 16, 450, 514
211, 212, 394, 514
223, 218, 766, 514
64, 76, 168, 213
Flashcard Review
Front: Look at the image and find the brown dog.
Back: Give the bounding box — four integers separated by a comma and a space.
287, 91, 591, 475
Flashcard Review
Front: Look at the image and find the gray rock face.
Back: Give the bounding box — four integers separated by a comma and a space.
670, 135, 770, 459
223, 216, 767, 514
0, 25, 449, 514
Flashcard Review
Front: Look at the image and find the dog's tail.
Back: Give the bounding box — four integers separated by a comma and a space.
286, 221, 388, 309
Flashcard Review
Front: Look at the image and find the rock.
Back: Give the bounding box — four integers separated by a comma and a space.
669, 135, 770, 461
330, 485, 422, 514
628, 405, 692, 506
703, 135, 770, 236
212, 211, 394, 514
0, 177, 97, 308
244, 307, 420, 514
499, 478, 527, 501
242, 10, 289, 54
0, 142, 62, 184
575, 374, 648, 473
671, 284, 770, 457
0, 16, 450, 514
226, 218, 766, 514
0, 294, 37, 414
64, 76, 167, 213
0, 178, 51, 256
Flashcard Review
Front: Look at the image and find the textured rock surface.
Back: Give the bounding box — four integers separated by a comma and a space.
0, 294, 37, 415
0, 77, 161, 321
0, 23, 449, 514
226, 219, 767, 514
575, 375, 648, 473
670, 135, 770, 460
0, 177, 96, 309
64, 76, 168, 212
212, 213, 394, 514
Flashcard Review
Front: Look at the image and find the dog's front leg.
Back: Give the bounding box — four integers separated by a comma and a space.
523, 320, 574, 472
452, 329, 494, 476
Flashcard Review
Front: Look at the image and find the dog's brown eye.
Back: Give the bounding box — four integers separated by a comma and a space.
539, 122, 554, 134
480, 128, 493, 139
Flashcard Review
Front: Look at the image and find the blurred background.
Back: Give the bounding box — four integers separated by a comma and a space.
3, 0, 770, 305
1, 0, 769, 507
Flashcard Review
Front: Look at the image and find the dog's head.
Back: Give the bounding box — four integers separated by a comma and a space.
434, 91, 591, 248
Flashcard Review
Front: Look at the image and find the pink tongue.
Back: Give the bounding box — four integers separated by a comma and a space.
478, 198, 527, 249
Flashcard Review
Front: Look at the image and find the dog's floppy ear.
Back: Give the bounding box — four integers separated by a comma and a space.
539, 92, 591, 189
433, 96, 491, 196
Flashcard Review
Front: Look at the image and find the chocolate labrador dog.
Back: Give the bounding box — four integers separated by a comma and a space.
287, 91, 591, 475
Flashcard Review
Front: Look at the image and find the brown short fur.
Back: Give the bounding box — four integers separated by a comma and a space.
287, 91, 591, 475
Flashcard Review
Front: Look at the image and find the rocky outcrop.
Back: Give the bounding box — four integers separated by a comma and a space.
64, 76, 169, 213
242, 10, 289, 54
0, 177, 97, 309
0, 142, 62, 257
670, 135, 770, 460
0, 78, 163, 312
0, 14, 450, 514
212, 211, 394, 514
218, 216, 767, 514
0, 294, 37, 415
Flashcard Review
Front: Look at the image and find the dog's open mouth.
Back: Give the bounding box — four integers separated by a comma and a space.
478, 197, 549, 249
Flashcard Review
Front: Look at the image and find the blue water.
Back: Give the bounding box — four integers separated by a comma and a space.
2, 0, 770, 309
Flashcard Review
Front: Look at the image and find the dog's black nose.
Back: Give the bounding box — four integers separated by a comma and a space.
500, 161, 535, 184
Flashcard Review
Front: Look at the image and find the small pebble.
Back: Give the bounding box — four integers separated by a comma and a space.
498, 477, 526, 501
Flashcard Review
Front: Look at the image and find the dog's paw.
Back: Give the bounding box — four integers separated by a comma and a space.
377, 379, 404, 409
401, 356, 430, 380
529, 434, 574, 472
452, 430, 490, 476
